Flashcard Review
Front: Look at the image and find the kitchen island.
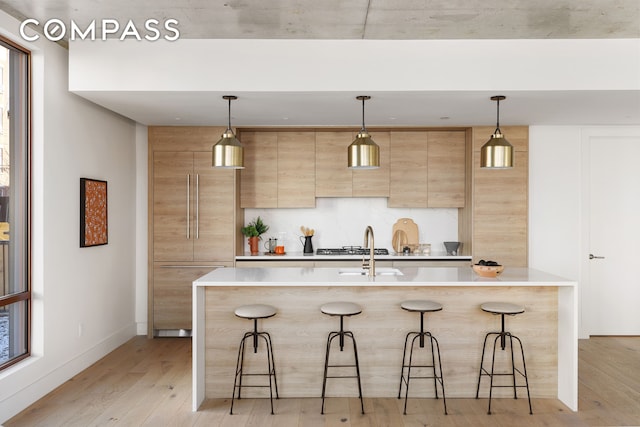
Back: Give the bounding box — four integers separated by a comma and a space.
192, 267, 577, 412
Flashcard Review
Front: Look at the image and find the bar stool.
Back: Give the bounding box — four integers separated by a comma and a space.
230, 304, 279, 415
320, 301, 364, 415
397, 300, 448, 415
475, 302, 532, 415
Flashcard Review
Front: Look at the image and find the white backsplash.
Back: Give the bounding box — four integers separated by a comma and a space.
244, 198, 459, 254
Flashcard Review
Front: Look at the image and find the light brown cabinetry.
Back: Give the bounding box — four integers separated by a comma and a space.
459, 126, 528, 266
240, 130, 315, 208
153, 151, 237, 262
315, 131, 390, 197
388, 131, 466, 208
149, 127, 243, 335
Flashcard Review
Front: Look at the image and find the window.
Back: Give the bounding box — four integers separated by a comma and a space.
0, 37, 31, 371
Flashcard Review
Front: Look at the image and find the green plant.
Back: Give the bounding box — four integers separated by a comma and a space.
241, 216, 269, 239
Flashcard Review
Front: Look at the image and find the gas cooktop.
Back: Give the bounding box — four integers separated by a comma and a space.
316, 246, 390, 256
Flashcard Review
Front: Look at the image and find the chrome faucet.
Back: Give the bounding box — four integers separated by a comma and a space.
362, 225, 375, 277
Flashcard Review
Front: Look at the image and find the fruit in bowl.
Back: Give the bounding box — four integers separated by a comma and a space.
472, 260, 504, 277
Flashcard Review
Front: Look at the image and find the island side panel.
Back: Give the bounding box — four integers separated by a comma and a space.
204, 285, 557, 399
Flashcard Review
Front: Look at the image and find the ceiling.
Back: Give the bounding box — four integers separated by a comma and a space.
1, 0, 639, 126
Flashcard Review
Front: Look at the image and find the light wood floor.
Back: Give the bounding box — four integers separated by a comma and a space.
5, 336, 640, 426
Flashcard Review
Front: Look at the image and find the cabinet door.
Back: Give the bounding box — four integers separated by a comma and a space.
389, 131, 429, 207
470, 126, 529, 266
427, 131, 466, 207
153, 152, 194, 262
240, 131, 278, 208
315, 131, 352, 197
153, 265, 223, 330
473, 150, 528, 266
277, 131, 316, 208
352, 131, 391, 197
193, 152, 236, 262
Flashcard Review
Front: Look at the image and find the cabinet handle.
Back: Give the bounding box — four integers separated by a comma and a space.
186, 174, 190, 239
159, 265, 227, 268
196, 174, 200, 239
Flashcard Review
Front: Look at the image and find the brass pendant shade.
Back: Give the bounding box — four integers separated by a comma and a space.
348, 96, 380, 169
480, 95, 514, 169
212, 95, 244, 169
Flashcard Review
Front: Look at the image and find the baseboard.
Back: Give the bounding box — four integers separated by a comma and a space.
0, 323, 136, 424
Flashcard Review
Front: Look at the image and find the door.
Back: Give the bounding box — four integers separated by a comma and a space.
193, 152, 236, 262
588, 135, 640, 335
153, 152, 195, 262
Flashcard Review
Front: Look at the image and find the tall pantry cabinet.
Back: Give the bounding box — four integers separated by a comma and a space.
148, 127, 243, 337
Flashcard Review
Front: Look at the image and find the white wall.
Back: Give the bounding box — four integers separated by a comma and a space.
135, 124, 148, 334
0, 12, 138, 423
529, 125, 640, 338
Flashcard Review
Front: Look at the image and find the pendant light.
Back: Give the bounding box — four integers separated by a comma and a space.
212, 95, 244, 169
348, 95, 380, 169
480, 95, 514, 169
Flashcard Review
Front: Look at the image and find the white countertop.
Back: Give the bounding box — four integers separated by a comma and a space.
194, 266, 575, 287
236, 251, 472, 261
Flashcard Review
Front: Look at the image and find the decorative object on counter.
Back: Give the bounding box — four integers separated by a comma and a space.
418, 243, 431, 255
392, 229, 408, 253
212, 95, 244, 169
80, 178, 108, 247
274, 245, 285, 254
472, 260, 504, 277
392, 218, 419, 253
347, 95, 380, 169
476, 302, 532, 415
480, 95, 514, 169
264, 237, 278, 254
299, 226, 315, 254
443, 241, 460, 256
241, 216, 269, 254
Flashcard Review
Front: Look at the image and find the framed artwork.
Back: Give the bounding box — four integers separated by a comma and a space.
80, 178, 108, 247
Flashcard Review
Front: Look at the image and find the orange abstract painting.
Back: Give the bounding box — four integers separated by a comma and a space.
80, 178, 108, 247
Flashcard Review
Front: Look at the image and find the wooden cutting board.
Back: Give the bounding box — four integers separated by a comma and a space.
392, 218, 419, 252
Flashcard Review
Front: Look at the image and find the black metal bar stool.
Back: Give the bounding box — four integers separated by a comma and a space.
320, 301, 364, 415
475, 302, 532, 415
397, 299, 448, 415
230, 304, 279, 415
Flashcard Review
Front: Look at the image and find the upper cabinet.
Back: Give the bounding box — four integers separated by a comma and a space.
153, 151, 238, 262
315, 130, 390, 198
388, 130, 466, 208
461, 126, 529, 267
239, 128, 465, 208
240, 130, 316, 208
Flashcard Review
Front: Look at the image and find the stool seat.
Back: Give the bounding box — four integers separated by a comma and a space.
235, 304, 277, 319
321, 301, 362, 316
480, 302, 524, 315
401, 300, 443, 312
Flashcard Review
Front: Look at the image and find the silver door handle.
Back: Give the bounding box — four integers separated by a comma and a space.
196, 174, 200, 239
589, 254, 605, 259
186, 174, 191, 239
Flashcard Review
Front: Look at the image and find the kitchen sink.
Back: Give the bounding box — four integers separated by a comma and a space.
338, 267, 404, 276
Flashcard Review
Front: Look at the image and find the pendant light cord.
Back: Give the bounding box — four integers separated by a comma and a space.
495, 97, 500, 130
227, 97, 232, 131
361, 97, 366, 131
